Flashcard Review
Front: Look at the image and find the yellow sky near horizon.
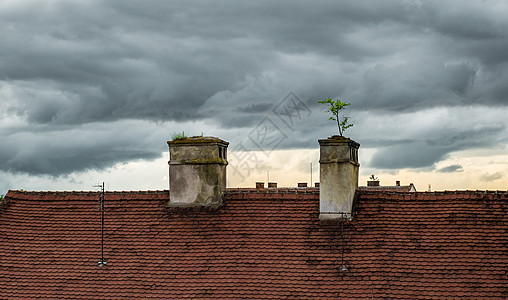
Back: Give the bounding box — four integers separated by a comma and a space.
2, 146, 506, 194
227, 148, 508, 191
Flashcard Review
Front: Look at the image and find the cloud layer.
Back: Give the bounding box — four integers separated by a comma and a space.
1, 0, 507, 176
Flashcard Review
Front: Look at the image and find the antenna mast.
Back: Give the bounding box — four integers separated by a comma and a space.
338, 214, 348, 272
96, 182, 107, 267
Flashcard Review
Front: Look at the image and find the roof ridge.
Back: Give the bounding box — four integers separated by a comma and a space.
357, 189, 508, 194
4, 189, 171, 201
6, 189, 170, 194
6, 189, 506, 197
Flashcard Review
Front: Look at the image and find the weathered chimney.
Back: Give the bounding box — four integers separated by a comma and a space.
298, 182, 308, 188
256, 182, 264, 189
268, 182, 277, 188
319, 136, 360, 220
396, 180, 400, 186
167, 136, 228, 207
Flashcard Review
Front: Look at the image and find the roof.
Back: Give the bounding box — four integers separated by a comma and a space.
1, 188, 507, 299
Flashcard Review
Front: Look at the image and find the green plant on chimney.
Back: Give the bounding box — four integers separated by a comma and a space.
318, 98, 353, 136
369, 174, 379, 181
171, 131, 187, 141
170, 131, 205, 141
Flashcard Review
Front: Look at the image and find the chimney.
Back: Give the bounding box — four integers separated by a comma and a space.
256, 182, 264, 189
367, 180, 380, 186
167, 136, 228, 207
268, 182, 277, 188
298, 182, 308, 188
396, 180, 400, 186
319, 136, 360, 220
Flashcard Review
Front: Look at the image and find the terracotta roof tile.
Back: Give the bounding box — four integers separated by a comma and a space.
0, 189, 507, 298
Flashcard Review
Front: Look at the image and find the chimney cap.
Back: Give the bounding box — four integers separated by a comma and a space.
168, 136, 229, 146
318, 136, 360, 148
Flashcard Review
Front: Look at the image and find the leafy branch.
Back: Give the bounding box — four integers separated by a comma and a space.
318, 98, 353, 136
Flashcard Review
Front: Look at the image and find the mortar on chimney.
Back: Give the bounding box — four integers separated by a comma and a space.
319, 135, 360, 220
167, 136, 228, 207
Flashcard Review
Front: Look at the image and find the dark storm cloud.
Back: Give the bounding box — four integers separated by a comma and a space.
436, 164, 464, 173
0, 121, 164, 176
236, 103, 273, 114
369, 123, 505, 169
353, 62, 479, 112
1, 0, 507, 176
2, 0, 508, 124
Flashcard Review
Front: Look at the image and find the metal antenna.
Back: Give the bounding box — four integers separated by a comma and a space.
339, 213, 348, 272
94, 182, 107, 267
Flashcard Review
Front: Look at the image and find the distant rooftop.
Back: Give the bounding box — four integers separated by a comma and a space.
359, 180, 416, 192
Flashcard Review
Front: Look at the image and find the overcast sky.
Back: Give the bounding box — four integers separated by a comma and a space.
1, 0, 507, 193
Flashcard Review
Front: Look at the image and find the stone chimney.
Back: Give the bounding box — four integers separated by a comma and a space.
167, 136, 228, 207
319, 135, 360, 220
